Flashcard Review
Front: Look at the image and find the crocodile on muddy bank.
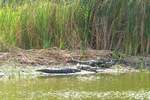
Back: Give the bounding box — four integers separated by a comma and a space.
0, 48, 150, 76
0, 48, 150, 67
36, 57, 150, 75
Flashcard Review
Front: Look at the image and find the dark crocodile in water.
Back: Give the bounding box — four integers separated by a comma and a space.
37, 68, 81, 74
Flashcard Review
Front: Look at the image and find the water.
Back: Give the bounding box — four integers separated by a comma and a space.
0, 72, 150, 100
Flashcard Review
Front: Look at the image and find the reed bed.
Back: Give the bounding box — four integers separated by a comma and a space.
0, 0, 150, 55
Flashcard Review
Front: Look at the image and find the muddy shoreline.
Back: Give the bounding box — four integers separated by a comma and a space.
0, 48, 150, 78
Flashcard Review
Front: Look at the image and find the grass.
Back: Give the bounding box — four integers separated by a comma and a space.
0, 0, 150, 55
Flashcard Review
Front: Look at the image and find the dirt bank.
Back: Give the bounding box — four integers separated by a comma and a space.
0, 48, 112, 66
1, 48, 150, 78
0, 48, 150, 70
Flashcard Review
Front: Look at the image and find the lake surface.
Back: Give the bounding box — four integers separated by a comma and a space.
0, 72, 150, 100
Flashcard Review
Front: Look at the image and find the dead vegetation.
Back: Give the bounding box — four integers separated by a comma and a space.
0, 48, 112, 66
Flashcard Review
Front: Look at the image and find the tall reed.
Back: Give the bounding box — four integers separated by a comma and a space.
0, 0, 150, 55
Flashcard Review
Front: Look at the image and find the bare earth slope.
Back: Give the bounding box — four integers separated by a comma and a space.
0, 48, 112, 66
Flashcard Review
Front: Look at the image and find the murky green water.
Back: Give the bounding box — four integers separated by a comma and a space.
0, 72, 150, 100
